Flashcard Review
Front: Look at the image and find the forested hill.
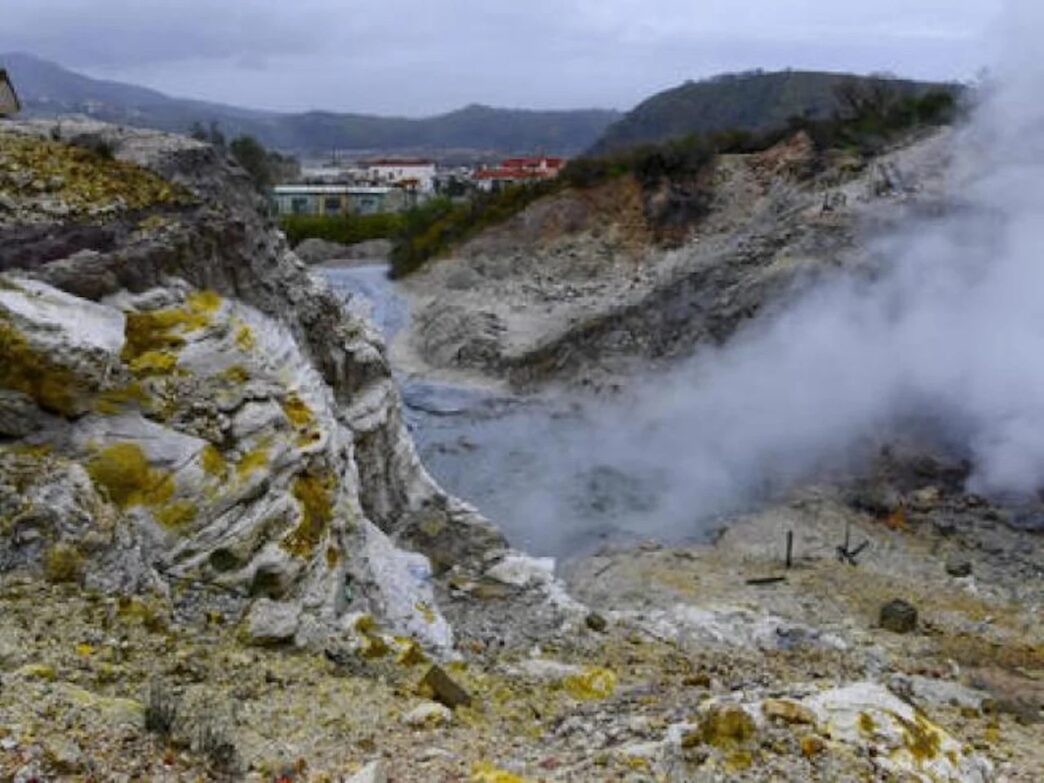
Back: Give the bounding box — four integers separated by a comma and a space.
591, 70, 958, 154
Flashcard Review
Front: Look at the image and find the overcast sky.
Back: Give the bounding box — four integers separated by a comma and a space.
0, 1, 1001, 116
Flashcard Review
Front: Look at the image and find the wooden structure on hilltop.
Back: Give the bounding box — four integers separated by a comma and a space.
0, 69, 21, 117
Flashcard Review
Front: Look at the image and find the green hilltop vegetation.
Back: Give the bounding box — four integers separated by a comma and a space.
4, 52, 619, 155
589, 69, 960, 154
389, 75, 963, 278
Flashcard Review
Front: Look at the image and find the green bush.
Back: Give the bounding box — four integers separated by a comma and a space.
281, 213, 403, 247
390, 184, 557, 278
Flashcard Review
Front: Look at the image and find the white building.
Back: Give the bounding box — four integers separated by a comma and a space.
363, 158, 437, 194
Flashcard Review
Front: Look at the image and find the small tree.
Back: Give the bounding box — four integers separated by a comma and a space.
228, 135, 272, 190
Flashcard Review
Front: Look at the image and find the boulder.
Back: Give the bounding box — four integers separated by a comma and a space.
402, 701, 453, 728
806, 682, 993, 782
880, 599, 918, 634
945, 556, 973, 578
346, 761, 386, 783
246, 599, 301, 646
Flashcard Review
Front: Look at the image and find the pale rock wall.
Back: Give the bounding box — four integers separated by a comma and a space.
0, 119, 504, 653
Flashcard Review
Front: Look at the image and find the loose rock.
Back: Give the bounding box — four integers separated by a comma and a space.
879, 599, 918, 634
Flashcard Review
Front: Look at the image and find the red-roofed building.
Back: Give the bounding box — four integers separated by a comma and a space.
474, 155, 567, 192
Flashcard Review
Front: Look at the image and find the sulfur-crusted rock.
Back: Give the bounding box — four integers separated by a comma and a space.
806, 682, 993, 782
0, 120, 508, 657
403, 701, 453, 728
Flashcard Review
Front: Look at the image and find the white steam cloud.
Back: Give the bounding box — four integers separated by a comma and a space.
421, 0, 1044, 556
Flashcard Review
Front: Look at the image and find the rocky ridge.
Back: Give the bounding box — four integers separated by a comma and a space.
397, 129, 954, 388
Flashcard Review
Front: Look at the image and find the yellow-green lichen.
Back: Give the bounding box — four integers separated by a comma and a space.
44, 543, 84, 583
415, 601, 436, 624
0, 314, 88, 415
219, 365, 250, 385
235, 446, 270, 479
353, 614, 389, 658
858, 711, 877, 736
120, 289, 222, 367
200, 444, 228, 479
153, 500, 197, 531
86, 443, 174, 509
281, 392, 315, 429
94, 382, 149, 415
0, 133, 194, 217
128, 349, 180, 376
896, 712, 944, 763
17, 663, 58, 682
234, 322, 256, 352
699, 703, 757, 748
186, 289, 222, 314
282, 473, 335, 558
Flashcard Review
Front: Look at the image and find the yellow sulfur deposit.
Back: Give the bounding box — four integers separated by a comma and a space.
470, 762, 532, 783
563, 666, 617, 700
283, 472, 336, 558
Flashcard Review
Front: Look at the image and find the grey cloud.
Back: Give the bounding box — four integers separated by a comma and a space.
0, 0, 999, 114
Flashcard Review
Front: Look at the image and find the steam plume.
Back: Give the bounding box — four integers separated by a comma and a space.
424, 1, 1044, 555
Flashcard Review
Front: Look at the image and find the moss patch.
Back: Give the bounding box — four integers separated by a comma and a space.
282, 473, 335, 558
44, 543, 84, 583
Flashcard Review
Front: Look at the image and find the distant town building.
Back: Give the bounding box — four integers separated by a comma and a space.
474, 155, 566, 192
363, 158, 437, 194
298, 164, 366, 183
271, 184, 410, 217
0, 69, 21, 117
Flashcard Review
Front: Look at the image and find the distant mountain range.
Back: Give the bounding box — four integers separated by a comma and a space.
590, 70, 957, 154
1, 52, 620, 156
3, 55, 958, 160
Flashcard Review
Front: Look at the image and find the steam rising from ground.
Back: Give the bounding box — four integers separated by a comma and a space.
415, 2, 1044, 555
